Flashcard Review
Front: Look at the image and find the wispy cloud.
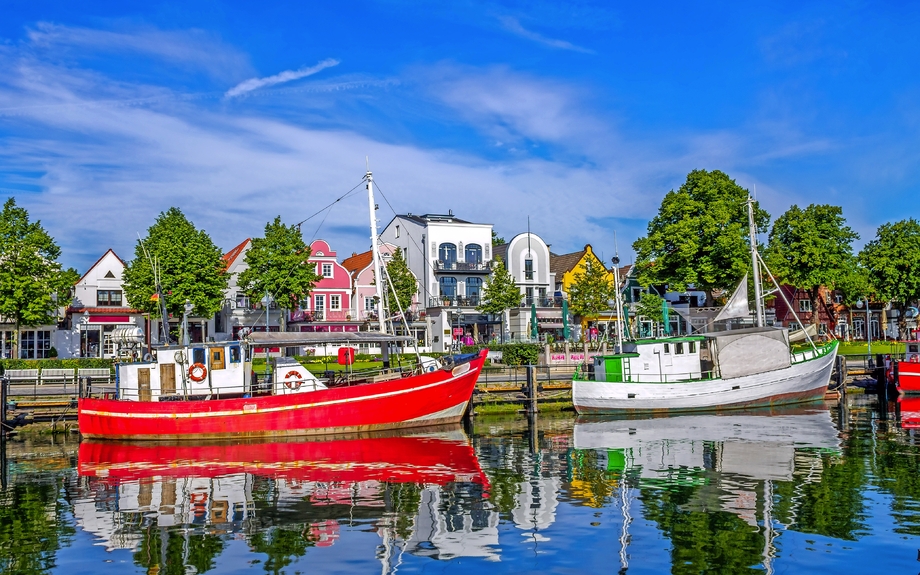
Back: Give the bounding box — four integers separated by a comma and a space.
497, 16, 594, 54
225, 59, 340, 98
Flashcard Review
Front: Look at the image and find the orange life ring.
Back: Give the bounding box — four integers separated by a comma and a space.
911, 355, 919, 363
284, 370, 303, 390
190, 492, 207, 504
189, 363, 208, 382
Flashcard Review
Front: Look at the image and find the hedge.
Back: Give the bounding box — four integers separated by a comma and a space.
461, 343, 541, 366
0, 358, 115, 371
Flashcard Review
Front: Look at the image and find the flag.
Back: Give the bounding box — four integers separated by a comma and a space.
149, 293, 159, 301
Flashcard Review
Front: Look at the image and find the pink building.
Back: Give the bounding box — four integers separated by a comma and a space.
289, 240, 358, 333
342, 243, 420, 323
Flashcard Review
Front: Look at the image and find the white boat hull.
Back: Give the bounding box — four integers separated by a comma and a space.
573, 345, 838, 414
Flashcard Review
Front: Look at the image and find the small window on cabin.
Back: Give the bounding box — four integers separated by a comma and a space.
229, 345, 241, 363
910, 344, 919, 353
664, 343, 670, 353
689, 341, 696, 353
676, 342, 684, 354
192, 348, 206, 365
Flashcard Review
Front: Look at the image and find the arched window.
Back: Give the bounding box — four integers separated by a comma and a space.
439, 277, 457, 298
439, 243, 457, 267
465, 244, 482, 265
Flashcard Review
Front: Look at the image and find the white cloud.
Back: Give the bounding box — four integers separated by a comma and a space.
497, 16, 595, 54
225, 59, 340, 98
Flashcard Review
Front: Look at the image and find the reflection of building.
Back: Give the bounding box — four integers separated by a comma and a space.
401, 487, 500, 561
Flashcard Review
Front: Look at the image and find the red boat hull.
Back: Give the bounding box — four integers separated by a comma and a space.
78, 430, 489, 487
897, 360, 920, 394
78, 350, 487, 440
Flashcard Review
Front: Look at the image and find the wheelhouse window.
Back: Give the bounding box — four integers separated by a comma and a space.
663, 343, 670, 354
676, 342, 684, 354
465, 244, 482, 265
439, 243, 457, 266
97, 290, 122, 306
689, 341, 696, 353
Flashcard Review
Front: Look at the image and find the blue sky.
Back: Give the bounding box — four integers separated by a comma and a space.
1, 1, 919, 271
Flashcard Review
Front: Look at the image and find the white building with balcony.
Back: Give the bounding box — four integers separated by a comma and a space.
493, 232, 558, 340
379, 212, 496, 351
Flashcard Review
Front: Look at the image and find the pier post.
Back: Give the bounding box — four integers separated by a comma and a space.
876, 364, 889, 419
525, 365, 538, 415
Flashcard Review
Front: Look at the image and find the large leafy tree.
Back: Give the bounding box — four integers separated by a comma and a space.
477, 257, 521, 342
0, 198, 76, 358
383, 247, 417, 316
859, 219, 920, 337
766, 204, 859, 326
567, 256, 614, 329
238, 216, 321, 329
633, 169, 769, 305
123, 207, 228, 323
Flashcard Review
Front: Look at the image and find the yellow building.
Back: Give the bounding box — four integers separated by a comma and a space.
550, 244, 622, 334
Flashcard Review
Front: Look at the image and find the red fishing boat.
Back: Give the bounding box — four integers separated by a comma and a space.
78, 428, 489, 487
896, 341, 920, 394
77, 170, 488, 440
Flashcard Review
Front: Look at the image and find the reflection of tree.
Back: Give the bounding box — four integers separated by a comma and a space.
133, 523, 225, 575
0, 481, 74, 575
639, 481, 767, 574
385, 482, 423, 539
871, 434, 920, 535
483, 469, 524, 513
249, 526, 317, 575
568, 449, 618, 508
772, 446, 867, 540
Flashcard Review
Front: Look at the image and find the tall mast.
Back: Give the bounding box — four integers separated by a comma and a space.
367, 169, 386, 333
747, 196, 765, 327
612, 231, 624, 352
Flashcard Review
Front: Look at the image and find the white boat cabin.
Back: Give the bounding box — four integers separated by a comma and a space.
588, 327, 794, 384
115, 341, 326, 401
904, 341, 920, 364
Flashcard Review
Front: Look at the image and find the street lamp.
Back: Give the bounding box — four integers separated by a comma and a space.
81, 310, 90, 357
182, 300, 193, 347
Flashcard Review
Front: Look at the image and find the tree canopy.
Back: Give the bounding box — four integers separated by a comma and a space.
123, 207, 228, 320
566, 255, 614, 323
477, 257, 521, 341
0, 198, 76, 357
859, 219, 920, 336
766, 204, 858, 326
382, 247, 417, 316
632, 170, 769, 305
238, 216, 321, 321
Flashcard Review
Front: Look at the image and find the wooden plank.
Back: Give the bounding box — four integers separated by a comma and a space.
138, 368, 151, 402
160, 363, 176, 395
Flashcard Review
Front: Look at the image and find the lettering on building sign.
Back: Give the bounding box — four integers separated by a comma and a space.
570, 354, 585, 361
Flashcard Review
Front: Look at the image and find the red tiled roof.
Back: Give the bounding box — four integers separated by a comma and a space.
342, 249, 373, 274
223, 238, 251, 268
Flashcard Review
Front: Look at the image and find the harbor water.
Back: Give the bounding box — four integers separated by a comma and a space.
3, 393, 920, 574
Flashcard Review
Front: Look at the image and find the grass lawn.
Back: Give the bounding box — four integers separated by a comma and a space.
837, 341, 904, 356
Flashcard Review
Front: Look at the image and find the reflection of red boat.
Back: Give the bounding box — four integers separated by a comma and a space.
77, 429, 489, 488
898, 396, 920, 428
897, 341, 920, 394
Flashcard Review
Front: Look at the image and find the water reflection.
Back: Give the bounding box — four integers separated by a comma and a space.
74, 428, 493, 570
570, 406, 843, 573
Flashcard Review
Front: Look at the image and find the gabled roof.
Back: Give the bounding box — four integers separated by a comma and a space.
550, 248, 587, 277
76, 249, 126, 285
342, 249, 373, 280
223, 238, 250, 268
492, 243, 508, 262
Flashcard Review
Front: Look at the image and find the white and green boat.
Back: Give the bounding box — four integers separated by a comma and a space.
573, 197, 839, 415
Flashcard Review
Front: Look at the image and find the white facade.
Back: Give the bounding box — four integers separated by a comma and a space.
66, 249, 146, 359
496, 232, 557, 339
379, 213, 494, 351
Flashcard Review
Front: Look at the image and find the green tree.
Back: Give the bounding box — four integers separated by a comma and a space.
491, 230, 505, 246
123, 207, 228, 327
238, 216, 322, 329
766, 204, 859, 327
567, 256, 614, 332
477, 257, 521, 342
0, 198, 76, 358
635, 292, 665, 324
633, 170, 769, 305
859, 219, 920, 337
382, 247, 417, 316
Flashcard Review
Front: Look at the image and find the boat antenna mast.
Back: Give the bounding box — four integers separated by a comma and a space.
747, 196, 765, 328
366, 164, 386, 334
611, 231, 625, 353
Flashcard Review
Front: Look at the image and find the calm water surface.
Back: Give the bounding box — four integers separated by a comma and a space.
4, 394, 920, 574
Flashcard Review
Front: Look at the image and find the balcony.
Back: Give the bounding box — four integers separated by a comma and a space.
288, 308, 359, 323
428, 296, 481, 308
433, 260, 490, 273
